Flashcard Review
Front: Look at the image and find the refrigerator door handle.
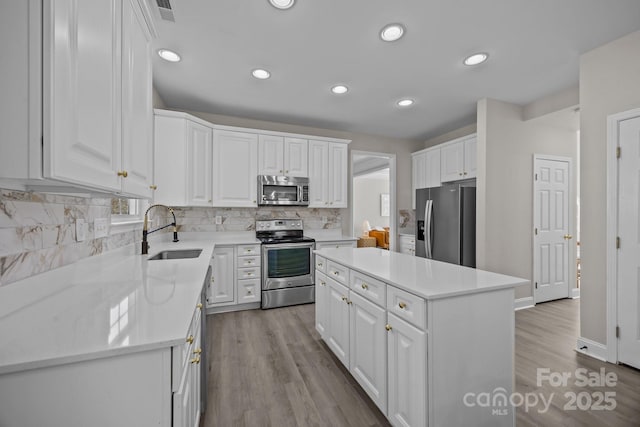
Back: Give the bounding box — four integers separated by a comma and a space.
425, 200, 433, 258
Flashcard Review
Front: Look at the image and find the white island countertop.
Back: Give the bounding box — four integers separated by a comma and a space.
0, 238, 215, 375
315, 247, 528, 300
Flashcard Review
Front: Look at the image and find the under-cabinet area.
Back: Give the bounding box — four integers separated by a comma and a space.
315, 247, 526, 427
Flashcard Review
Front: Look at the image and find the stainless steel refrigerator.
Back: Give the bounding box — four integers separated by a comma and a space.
415, 183, 476, 267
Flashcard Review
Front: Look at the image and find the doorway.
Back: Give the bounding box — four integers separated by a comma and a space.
351, 151, 396, 250
606, 108, 640, 368
533, 155, 573, 303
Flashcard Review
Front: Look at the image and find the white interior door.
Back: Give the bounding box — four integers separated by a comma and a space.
617, 114, 640, 369
534, 157, 571, 303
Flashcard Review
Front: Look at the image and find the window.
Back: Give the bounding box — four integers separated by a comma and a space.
111, 198, 145, 224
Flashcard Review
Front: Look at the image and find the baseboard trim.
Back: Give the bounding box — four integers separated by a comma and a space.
576, 337, 607, 362
206, 302, 261, 314
514, 297, 535, 311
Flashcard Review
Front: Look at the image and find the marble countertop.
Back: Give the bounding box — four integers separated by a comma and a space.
314, 247, 528, 300
0, 238, 214, 375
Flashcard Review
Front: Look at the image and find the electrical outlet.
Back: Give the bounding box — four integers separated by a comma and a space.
322, 216, 327, 223
75, 219, 87, 242
94, 218, 109, 238
215, 216, 222, 225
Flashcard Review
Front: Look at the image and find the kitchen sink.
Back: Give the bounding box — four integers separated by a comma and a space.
148, 249, 202, 260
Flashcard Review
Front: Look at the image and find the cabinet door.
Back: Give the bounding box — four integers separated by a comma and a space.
424, 148, 441, 188
399, 235, 415, 255
463, 136, 477, 179
349, 292, 387, 413
315, 271, 329, 338
207, 246, 235, 305
187, 121, 213, 206
212, 130, 258, 207
315, 241, 356, 250
283, 137, 308, 177
440, 141, 464, 182
308, 140, 329, 207
411, 152, 427, 209
258, 134, 284, 176
328, 143, 348, 207
121, 0, 152, 198
44, 0, 121, 191
326, 278, 350, 368
387, 313, 427, 427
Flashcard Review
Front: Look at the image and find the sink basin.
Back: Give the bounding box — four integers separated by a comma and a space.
148, 249, 202, 260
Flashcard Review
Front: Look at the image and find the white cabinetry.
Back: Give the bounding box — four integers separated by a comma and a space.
411, 147, 441, 209
315, 240, 357, 250
315, 270, 329, 338
258, 135, 308, 177
206, 243, 262, 312
440, 135, 477, 182
212, 130, 258, 207
308, 140, 349, 208
154, 111, 213, 206
0, 0, 154, 197
398, 234, 416, 256
325, 277, 351, 367
206, 246, 235, 305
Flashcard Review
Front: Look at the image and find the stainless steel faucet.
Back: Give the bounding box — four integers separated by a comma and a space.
142, 204, 179, 255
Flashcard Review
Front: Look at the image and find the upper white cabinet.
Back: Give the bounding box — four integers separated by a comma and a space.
308, 140, 349, 208
212, 129, 258, 207
411, 147, 441, 209
0, 0, 155, 197
258, 136, 308, 177
154, 111, 213, 207
440, 134, 477, 182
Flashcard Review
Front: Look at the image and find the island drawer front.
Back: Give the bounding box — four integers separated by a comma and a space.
237, 278, 261, 304
237, 244, 260, 257
315, 256, 327, 274
237, 267, 260, 280
386, 286, 427, 330
238, 256, 260, 268
173, 307, 202, 392
327, 260, 349, 286
350, 270, 386, 307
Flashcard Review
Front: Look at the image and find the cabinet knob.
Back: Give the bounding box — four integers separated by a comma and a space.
333, 271, 339, 276
463, 172, 468, 175
285, 170, 289, 174
361, 283, 368, 290
398, 302, 407, 309
253, 200, 257, 203
320, 281, 326, 286
317, 262, 323, 268
248, 290, 252, 295
347, 300, 352, 305
280, 170, 283, 173
197, 303, 203, 310
193, 348, 202, 355
186, 335, 194, 344
149, 185, 157, 190
117, 170, 128, 178
208, 199, 212, 203
385, 324, 392, 331
190, 356, 201, 364
341, 296, 347, 302
459, 172, 463, 176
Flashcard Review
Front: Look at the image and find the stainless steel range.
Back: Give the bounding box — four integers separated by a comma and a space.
256, 219, 315, 309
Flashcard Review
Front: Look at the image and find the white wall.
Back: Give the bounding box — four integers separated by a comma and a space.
476, 98, 578, 300
579, 30, 640, 345
353, 175, 390, 236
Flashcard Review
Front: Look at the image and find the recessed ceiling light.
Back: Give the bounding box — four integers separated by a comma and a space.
269, 0, 295, 9
397, 99, 414, 107
158, 49, 181, 62
331, 85, 348, 94
380, 24, 405, 42
463, 52, 489, 66
252, 68, 271, 79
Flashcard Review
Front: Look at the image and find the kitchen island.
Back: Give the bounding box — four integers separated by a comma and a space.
314, 247, 528, 427
0, 238, 214, 427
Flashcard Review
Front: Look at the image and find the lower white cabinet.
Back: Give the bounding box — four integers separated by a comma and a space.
387, 312, 426, 427
172, 306, 203, 427
206, 243, 262, 311
325, 277, 351, 368
398, 234, 416, 256
315, 271, 329, 338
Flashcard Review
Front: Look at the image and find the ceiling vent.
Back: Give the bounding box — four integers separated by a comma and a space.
156, 0, 175, 22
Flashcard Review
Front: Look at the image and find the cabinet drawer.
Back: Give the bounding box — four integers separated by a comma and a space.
237, 267, 260, 280
350, 270, 386, 307
387, 286, 427, 330
315, 255, 327, 273
237, 255, 260, 268
237, 278, 261, 304
326, 260, 349, 286
237, 244, 260, 256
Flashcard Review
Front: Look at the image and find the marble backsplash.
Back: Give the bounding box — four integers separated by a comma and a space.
0, 189, 142, 287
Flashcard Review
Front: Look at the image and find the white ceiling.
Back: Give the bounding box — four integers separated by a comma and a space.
150, 0, 640, 141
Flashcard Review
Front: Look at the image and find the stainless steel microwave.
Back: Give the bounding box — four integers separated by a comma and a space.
258, 175, 309, 206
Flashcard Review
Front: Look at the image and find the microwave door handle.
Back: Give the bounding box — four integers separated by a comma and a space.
298, 185, 302, 203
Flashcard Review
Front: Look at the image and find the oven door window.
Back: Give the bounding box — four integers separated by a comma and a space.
267, 247, 310, 278
263, 185, 298, 202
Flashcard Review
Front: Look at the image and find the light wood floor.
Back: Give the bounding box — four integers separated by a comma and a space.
204, 299, 640, 427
